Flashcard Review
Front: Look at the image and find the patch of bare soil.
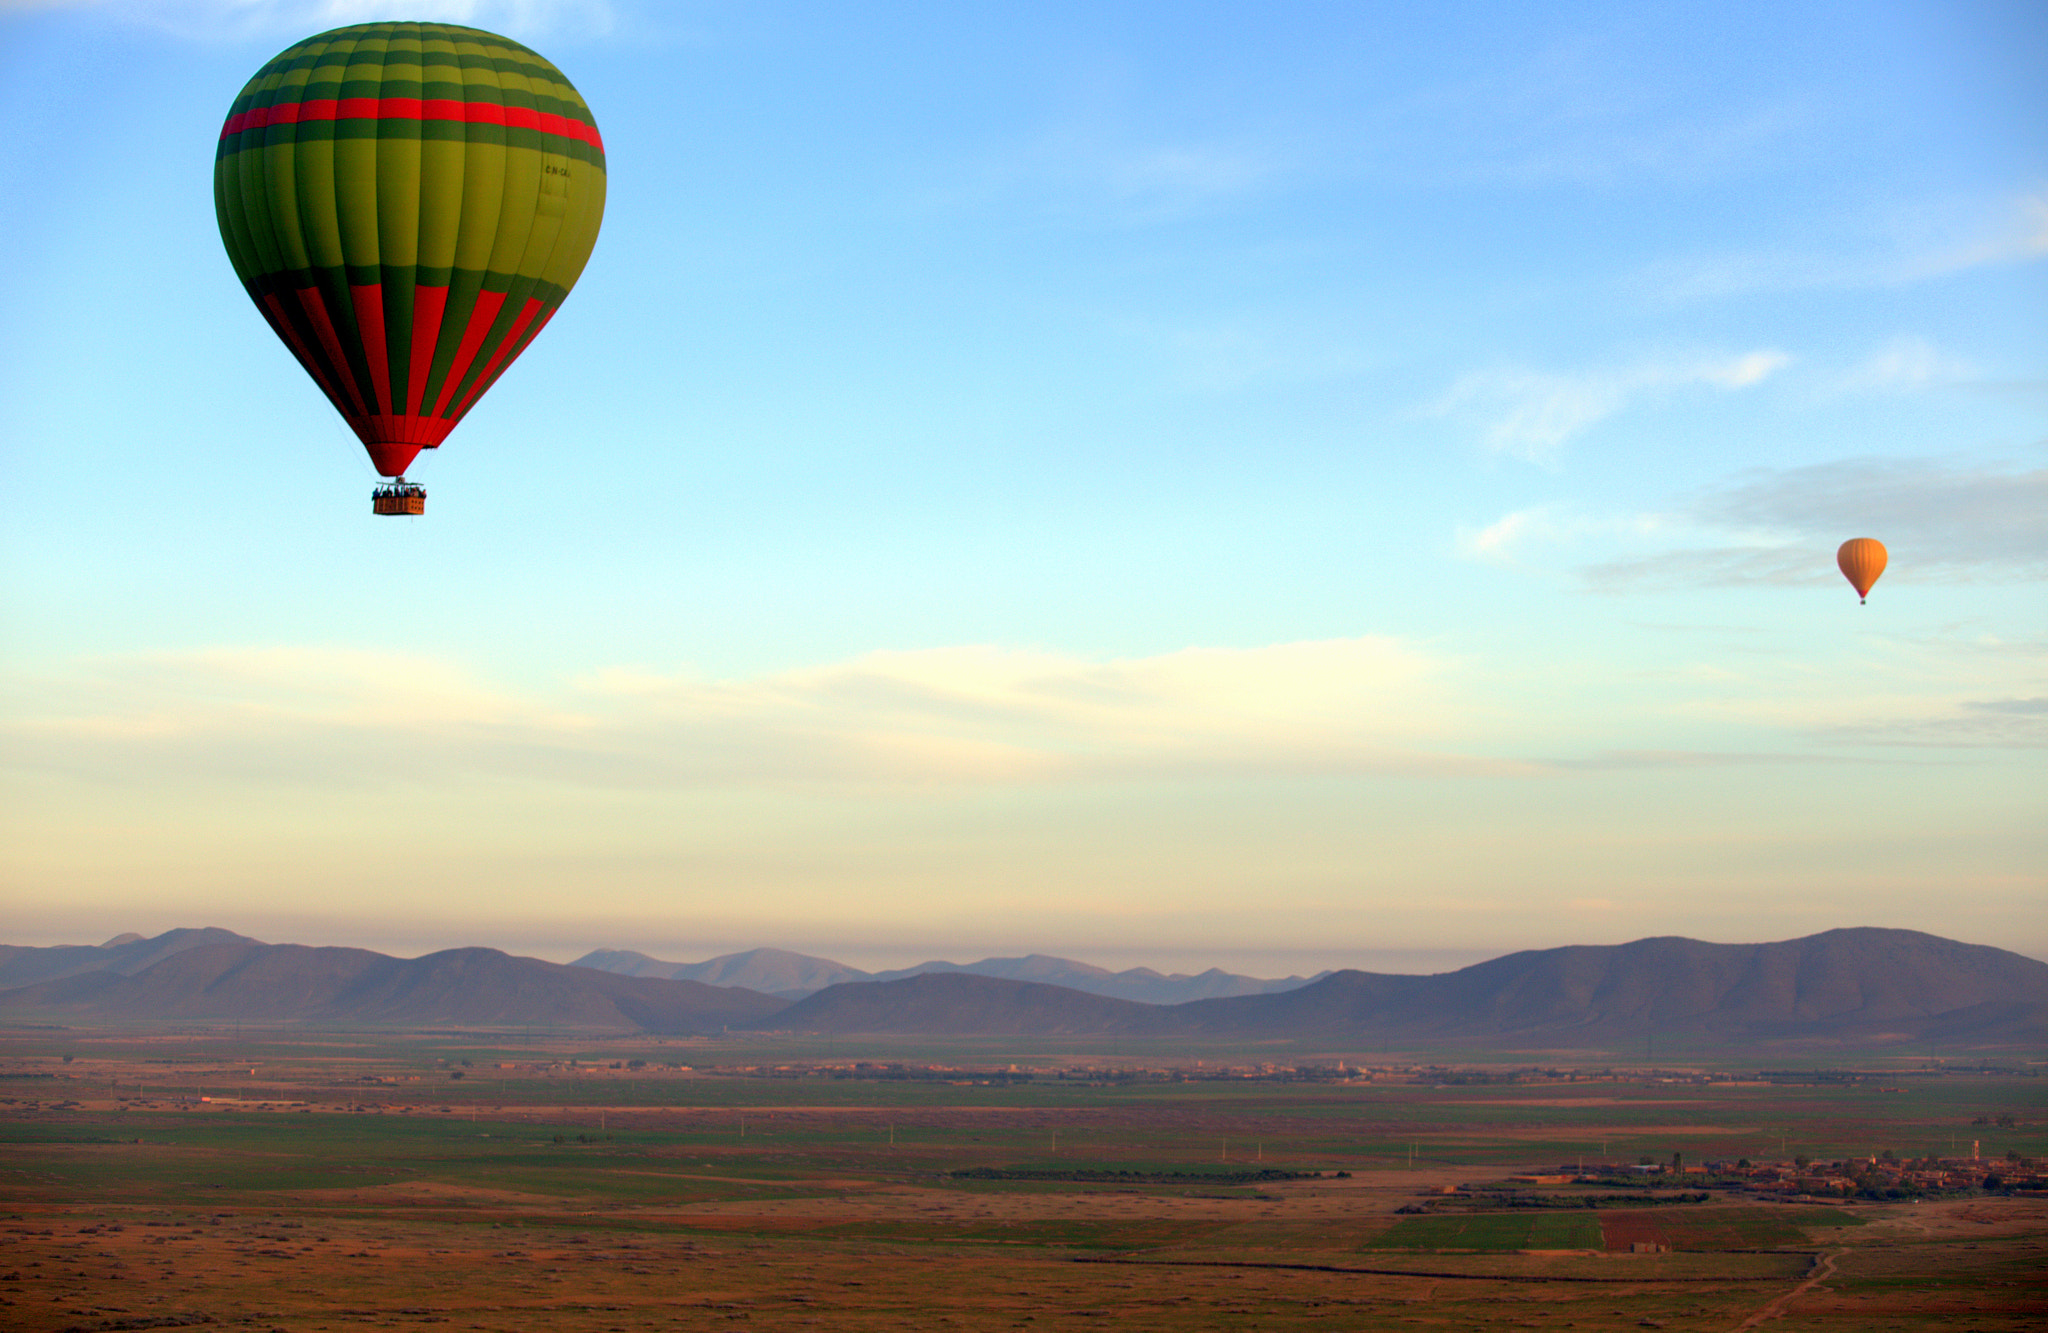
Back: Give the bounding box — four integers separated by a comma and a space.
1597, 1210, 1673, 1253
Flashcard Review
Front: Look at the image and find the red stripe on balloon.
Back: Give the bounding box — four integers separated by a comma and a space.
431, 290, 509, 417
469, 305, 557, 415
449, 296, 543, 419
221, 98, 603, 152
259, 291, 348, 413
406, 285, 450, 417
291, 288, 370, 418
354, 414, 457, 447
349, 284, 393, 416
361, 439, 424, 479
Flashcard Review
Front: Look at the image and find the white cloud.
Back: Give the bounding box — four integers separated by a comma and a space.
1356, 33, 1815, 192
1, 637, 1509, 795
925, 126, 1290, 229
1576, 456, 2048, 591
1106, 313, 1377, 394
1697, 351, 1791, 389
1456, 507, 1551, 563
1455, 453, 2048, 593
1812, 697, 2048, 750
1649, 191, 2048, 300
1832, 336, 1977, 393
1452, 370, 1626, 460
1935, 192, 2048, 273
1455, 507, 1663, 565
1430, 350, 1791, 461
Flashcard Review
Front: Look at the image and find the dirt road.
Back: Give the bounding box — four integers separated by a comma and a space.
1734, 1247, 1838, 1330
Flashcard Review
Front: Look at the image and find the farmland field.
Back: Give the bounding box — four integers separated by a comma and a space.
1, 1027, 2043, 1331
1374, 1211, 1603, 1250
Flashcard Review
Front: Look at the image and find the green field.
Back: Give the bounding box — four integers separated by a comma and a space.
1372, 1211, 1604, 1251
2, 1032, 2041, 1333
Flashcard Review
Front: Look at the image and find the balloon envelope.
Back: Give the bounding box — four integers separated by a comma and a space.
1837, 538, 1887, 602
214, 22, 606, 477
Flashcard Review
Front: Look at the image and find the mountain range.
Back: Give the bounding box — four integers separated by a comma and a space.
570, 946, 1328, 1004
758, 929, 2048, 1047
0, 934, 782, 1033
0, 927, 256, 990
1, 927, 2042, 1049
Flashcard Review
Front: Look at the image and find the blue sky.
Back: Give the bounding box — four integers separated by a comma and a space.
2, 0, 2043, 973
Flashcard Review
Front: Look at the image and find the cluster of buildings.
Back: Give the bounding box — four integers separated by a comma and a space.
1544, 1153, 2045, 1199
1723, 1154, 2044, 1198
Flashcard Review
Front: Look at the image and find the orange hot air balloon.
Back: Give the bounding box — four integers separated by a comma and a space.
1837, 538, 1887, 604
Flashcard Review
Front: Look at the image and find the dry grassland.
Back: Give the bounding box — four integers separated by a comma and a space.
2, 1033, 2042, 1332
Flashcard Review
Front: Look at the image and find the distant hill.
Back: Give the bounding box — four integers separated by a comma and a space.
570, 947, 869, 999
0, 938, 789, 1033
571, 946, 1326, 1004
1150, 929, 2048, 1046
0, 927, 261, 990
746, 929, 2048, 1049
765, 971, 1155, 1035
866, 954, 1331, 1004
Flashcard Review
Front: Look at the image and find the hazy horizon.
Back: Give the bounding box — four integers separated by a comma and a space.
10, 920, 2046, 982
3, 3, 2042, 968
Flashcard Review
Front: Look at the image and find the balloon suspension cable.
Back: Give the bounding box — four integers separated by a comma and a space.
372, 474, 427, 516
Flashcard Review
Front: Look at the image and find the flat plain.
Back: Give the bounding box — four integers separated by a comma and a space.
2, 1028, 2043, 1331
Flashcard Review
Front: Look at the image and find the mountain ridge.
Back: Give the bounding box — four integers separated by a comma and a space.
5, 926, 2041, 1049
0, 938, 787, 1033
0, 927, 262, 990
568, 946, 1328, 1004
750, 928, 2048, 1048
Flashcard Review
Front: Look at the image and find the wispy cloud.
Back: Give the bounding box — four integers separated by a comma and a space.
1548, 749, 1828, 771
1791, 688, 2048, 751
1, 638, 1513, 795
1108, 312, 1377, 393
1580, 456, 2048, 591
1456, 507, 1553, 563
929, 34, 1810, 229
1455, 506, 1661, 565
1429, 350, 1790, 461
1648, 191, 2048, 300
1830, 336, 1978, 394
1417, 92, 1807, 192
1456, 451, 2048, 590
923, 126, 1290, 229
1349, 31, 1816, 192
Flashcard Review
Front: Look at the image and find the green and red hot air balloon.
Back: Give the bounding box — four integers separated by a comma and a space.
214, 23, 606, 514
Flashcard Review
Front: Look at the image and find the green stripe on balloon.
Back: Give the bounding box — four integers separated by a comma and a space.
237, 263, 567, 309
417, 266, 486, 416
246, 36, 574, 94
216, 119, 605, 167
